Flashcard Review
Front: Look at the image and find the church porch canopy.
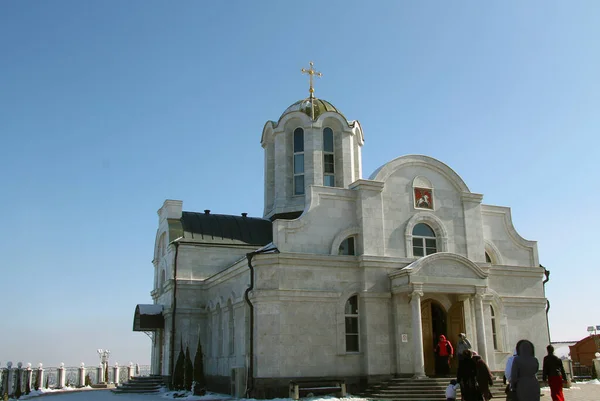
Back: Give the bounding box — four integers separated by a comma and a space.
389, 252, 489, 294
133, 304, 164, 331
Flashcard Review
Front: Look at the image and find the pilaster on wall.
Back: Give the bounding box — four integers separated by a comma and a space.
350, 180, 385, 256
360, 294, 392, 377
461, 193, 485, 262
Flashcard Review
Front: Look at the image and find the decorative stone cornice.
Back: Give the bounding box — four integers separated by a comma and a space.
461, 192, 484, 203
349, 179, 385, 192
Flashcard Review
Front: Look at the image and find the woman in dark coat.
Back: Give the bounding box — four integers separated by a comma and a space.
435, 335, 454, 376
542, 344, 567, 401
510, 339, 541, 401
472, 354, 494, 401
457, 350, 483, 401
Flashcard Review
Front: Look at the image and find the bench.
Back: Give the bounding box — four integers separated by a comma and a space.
289, 379, 347, 400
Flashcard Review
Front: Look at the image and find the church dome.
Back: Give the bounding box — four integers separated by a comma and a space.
280, 98, 345, 120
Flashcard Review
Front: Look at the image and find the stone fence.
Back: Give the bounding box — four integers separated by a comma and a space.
0, 362, 151, 398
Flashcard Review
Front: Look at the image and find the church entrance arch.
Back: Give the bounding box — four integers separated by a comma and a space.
421, 299, 448, 376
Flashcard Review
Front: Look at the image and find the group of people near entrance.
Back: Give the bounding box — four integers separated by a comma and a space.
436, 334, 568, 401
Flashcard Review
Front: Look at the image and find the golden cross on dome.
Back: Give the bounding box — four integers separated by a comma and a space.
301, 61, 322, 99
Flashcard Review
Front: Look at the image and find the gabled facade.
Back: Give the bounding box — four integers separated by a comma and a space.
133, 94, 551, 398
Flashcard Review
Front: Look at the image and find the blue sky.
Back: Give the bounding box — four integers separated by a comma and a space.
1, 1, 599, 367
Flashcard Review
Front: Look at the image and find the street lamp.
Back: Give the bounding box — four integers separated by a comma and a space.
97, 349, 111, 383
586, 326, 600, 352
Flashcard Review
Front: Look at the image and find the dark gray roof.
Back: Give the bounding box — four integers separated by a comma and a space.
180, 211, 272, 246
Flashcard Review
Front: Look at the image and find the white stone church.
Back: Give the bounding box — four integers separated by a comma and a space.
133, 70, 550, 397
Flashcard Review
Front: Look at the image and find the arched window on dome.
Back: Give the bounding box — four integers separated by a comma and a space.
293, 128, 305, 195
485, 252, 492, 263
323, 127, 335, 187
345, 295, 359, 352
412, 223, 437, 257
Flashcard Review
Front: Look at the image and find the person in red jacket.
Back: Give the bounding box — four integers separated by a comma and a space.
435, 335, 454, 376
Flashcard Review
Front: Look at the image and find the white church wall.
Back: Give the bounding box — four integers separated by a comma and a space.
380, 165, 468, 258
501, 299, 549, 365
273, 186, 358, 255
392, 294, 414, 374
481, 206, 538, 267
487, 268, 545, 298
177, 244, 252, 280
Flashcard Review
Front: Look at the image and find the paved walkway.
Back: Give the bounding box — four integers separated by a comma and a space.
542, 381, 600, 401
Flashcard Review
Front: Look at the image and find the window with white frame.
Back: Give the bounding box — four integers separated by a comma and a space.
293, 128, 305, 195
338, 236, 355, 255
323, 127, 335, 187
345, 295, 359, 352
412, 223, 437, 257
490, 305, 498, 350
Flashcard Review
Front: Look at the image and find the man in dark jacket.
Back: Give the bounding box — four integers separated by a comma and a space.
542, 344, 567, 401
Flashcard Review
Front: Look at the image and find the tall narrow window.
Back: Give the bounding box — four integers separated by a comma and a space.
293, 128, 305, 195
485, 252, 492, 263
160, 269, 166, 287
412, 223, 437, 257
228, 299, 235, 356
339, 237, 355, 255
345, 295, 359, 352
323, 127, 335, 187
490, 305, 498, 350
216, 305, 223, 356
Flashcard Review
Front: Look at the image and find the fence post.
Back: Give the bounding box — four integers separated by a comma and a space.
97, 364, 103, 384
127, 363, 134, 380
78, 363, 85, 388
25, 363, 32, 394
113, 363, 119, 385
57, 363, 65, 389
6, 362, 13, 398
15, 362, 22, 399
36, 364, 43, 391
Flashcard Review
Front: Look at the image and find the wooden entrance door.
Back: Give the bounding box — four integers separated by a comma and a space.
447, 302, 465, 373
421, 299, 434, 376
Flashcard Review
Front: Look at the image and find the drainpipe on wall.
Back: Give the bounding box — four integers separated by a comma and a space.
244, 244, 279, 398
541, 264, 551, 343
169, 239, 181, 385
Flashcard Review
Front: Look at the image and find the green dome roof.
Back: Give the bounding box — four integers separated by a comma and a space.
280, 98, 344, 120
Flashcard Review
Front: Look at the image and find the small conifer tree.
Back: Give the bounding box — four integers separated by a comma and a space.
184, 346, 193, 391
193, 333, 206, 396
172, 344, 185, 390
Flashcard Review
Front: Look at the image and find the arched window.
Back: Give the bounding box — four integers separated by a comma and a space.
293, 128, 305, 195
412, 223, 437, 257
490, 305, 498, 350
228, 299, 235, 356
160, 269, 166, 287
345, 295, 359, 352
323, 127, 335, 187
485, 252, 492, 263
338, 237, 355, 255
158, 233, 166, 259
216, 304, 223, 357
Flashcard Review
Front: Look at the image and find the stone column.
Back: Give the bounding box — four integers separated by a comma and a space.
57, 363, 65, 389
36, 364, 44, 390
410, 287, 426, 378
113, 363, 120, 385
78, 363, 85, 387
474, 288, 489, 362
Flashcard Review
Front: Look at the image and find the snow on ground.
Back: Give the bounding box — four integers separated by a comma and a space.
10, 381, 600, 401
8, 389, 369, 401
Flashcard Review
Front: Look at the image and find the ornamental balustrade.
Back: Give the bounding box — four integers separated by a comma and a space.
0, 362, 150, 398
